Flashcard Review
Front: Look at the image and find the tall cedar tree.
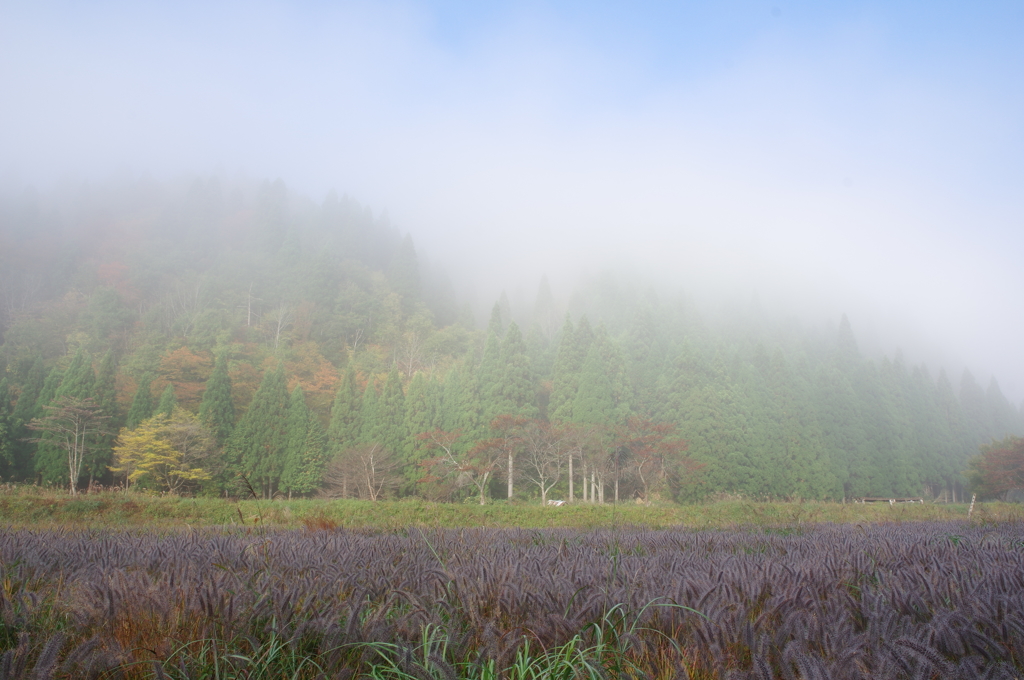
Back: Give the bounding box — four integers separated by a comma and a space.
485, 302, 505, 340
228, 363, 289, 498
157, 384, 177, 419
0, 379, 13, 477
372, 368, 406, 459
29, 366, 63, 483
86, 350, 120, 486
199, 352, 235, 445
548, 315, 593, 422
495, 322, 537, 419
327, 366, 361, 456
388, 234, 421, 314
439, 362, 480, 439
476, 332, 503, 427
10, 357, 46, 479
126, 374, 155, 430
36, 350, 96, 485
358, 379, 380, 443
401, 372, 435, 491
280, 385, 314, 497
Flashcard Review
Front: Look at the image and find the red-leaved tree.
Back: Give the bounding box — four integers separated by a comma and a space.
967, 436, 1024, 499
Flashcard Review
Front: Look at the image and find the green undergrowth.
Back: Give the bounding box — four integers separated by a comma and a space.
0, 487, 1017, 530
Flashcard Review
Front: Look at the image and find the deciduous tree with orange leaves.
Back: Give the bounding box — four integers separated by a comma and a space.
966, 435, 1024, 499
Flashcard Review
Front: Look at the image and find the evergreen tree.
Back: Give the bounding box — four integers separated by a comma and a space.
371, 368, 406, 459
388, 234, 420, 314
55, 349, 94, 401
935, 369, 972, 500
485, 302, 505, 340
491, 321, 537, 420
31, 365, 64, 484
0, 379, 13, 479
986, 378, 1020, 440
438, 362, 481, 438
573, 343, 616, 426
358, 379, 380, 443
199, 352, 235, 445
548, 314, 593, 422
401, 372, 435, 492
37, 353, 97, 486
525, 324, 553, 386
292, 420, 327, 497
532, 275, 557, 338
623, 306, 660, 417
126, 374, 155, 430
960, 370, 992, 446
10, 357, 45, 479
280, 385, 312, 497
227, 363, 289, 498
86, 350, 120, 487
157, 384, 177, 419
476, 331, 503, 421
327, 366, 362, 456
93, 351, 119, 423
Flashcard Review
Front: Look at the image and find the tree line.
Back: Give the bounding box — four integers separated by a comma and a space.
0, 177, 1021, 501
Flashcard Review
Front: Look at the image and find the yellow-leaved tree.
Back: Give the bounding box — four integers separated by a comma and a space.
112, 409, 218, 493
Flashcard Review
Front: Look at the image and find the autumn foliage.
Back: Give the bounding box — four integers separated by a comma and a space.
967, 435, 1024, 499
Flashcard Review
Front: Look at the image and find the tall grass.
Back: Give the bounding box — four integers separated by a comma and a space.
1, 485, 1014, 530
2, 521, 1024, 678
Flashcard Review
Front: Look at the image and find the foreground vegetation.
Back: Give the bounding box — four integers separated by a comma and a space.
1, 519, 1023, 679
0, 487, 1017, 530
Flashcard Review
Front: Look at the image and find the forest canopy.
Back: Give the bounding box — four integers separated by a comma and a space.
0, 177, 1021, 501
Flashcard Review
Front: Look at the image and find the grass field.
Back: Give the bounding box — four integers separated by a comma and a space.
0, 486, 1017, 530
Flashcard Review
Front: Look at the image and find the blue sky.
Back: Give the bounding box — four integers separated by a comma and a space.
1, 0, 1023, 398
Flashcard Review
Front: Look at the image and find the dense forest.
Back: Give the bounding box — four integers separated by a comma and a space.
0, 177, 1021, 502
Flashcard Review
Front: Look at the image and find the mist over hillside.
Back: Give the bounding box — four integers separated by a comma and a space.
2, 1, 1023, 500
1, 176, 1020, 502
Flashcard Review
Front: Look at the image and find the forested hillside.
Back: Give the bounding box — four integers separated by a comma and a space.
1, 178, 1020, 502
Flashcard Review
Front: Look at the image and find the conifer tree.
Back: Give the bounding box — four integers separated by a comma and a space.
55, 349, 94, 401
227, 363, 289, 498
36, 366, 64, 413
401, 372, 437, 492
291, 420, 327, 497
0, 379, 13, 478
199, 352, 235, 445
126, 374, 155, 430
935, 369, 971, 500
86, 350, 120, 487
493, 321, 537, 420
31, 365, 64, 484
476, 331, 503, 422
358, 379, 380, 443
485, 302, 505, 340
525, 323, 553, 382
327, 366, 362, 456
157, 384, 177, 419
531, 276, 557, 338
439, 362, 480, 439
960, 369, 993, 447
36, 353, 98, 486
10, 357, 45, 478
372, 368, 406, 460
573, 342, 617, 426
986, 378, 1020, 440
280, 385, 312, 497
93, 351, 119, 423
388, 234, 420, 314
548, 314, 594, 422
